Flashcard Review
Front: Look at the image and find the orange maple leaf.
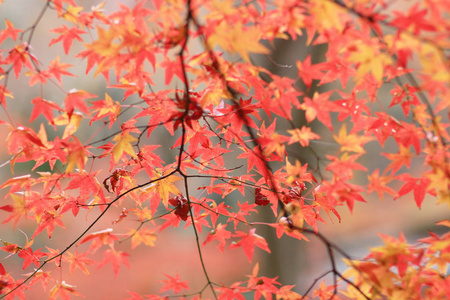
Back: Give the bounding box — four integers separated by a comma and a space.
287, 126, 320, 147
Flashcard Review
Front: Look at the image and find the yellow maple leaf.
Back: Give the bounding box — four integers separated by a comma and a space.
427, 168, 450, 207
208, 21, 269, 62
310, 0, 346, 33
62, 5, 83, 24
129, 227, 157, 249
200, 83, 231, 108
54, 112, 83, 139
349, 43, 393, 83
87, 26, 119, 57
152, 172, 182, 206
65, 137, 87, 173
420, 43, 450, 82
334, 123, 373, 153
112, 132, 137, 163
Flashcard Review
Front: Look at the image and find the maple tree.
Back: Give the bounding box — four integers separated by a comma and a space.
0, 0, 449, 299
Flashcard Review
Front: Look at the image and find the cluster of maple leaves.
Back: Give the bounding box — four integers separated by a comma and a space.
0, 0, 449, 299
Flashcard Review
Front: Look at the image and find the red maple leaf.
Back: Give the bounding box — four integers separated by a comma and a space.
97, 248, 129, 277
49, 25, 86, 54
64, 89, 97, 117
390, 4, 436, 35
297, 55, 326, 88
159, 273, 190, 294
230, 228, 271, 262
47, 57, 75, 84
203, 223, 232, 252
159, 56, 185, 85
30, 97, 62, 124
300, 91, 340, 130
18, 247, 47, 270
0, 19, 22, 44
395, 173, 430, 208
31, 210, 65, 239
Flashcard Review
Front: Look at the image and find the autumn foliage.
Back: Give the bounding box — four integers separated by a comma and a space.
0, 0, 449, 299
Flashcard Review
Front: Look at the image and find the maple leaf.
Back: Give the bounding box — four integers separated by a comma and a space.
79, 228, 119, 253
130, 227, 157, 249
203, 223, 232, 252
348, 40, 393, 83
425, 169, 450, 207
31, 210, 66, 239
51, 0, 77, 13
285, 159, 316, 184
296, 55, 325, 88
159, 56, 185, 85
30, 97, 62, 124
257, 119, 289, 158
64, 88, 96, 117
18, 247, 47, 270
63, 136, 88, 173
66, 251, 94, 275
314, 191, 341, 223
309, 0, 346, 33
49, 281, 83, 300
208, 21, 269, 62
112, 132, 138, 163
394, 122, 423, 155
300, 91, 339, 130
90, 93, 121, 128
287, 126, 320, 147
49, 25, 86, 54
326, 153, 367, 180
54, 112, 83, 140
319, 50, 356, 88
246, 263, 281, 299
159, 273, 190, 294
369, 112, 403, 146
334, 123, 373, 153
47, 56, 75, 84
151, 172, 182, 206
62, 5, 84, 24
1, 193, 28, 228
312, 281, 338, 300
390, 4, 436, 35
0, 19, 21, 45
5, 44, 36, 78
389, 84, 420, 117
395, 174, 429, 208
26, 70, 50, 86
0, 83, 14, 105
98, 248, 129, 277
0, 174, 32, 193
367, 169, 397, 200
158, 213, 182, 232
237, 147, 267, 174
230, 228, 271, 262
334, 90, 371, 132
383, 144, 413, 174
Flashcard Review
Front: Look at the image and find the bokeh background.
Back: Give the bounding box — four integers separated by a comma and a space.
0, 0, 448, 299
